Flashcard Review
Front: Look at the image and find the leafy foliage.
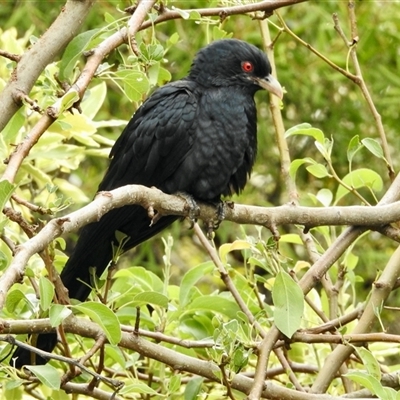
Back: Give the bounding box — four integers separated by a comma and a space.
1, 1, 400, 399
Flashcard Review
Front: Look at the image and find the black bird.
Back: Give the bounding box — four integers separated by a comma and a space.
11, 39, 283, 367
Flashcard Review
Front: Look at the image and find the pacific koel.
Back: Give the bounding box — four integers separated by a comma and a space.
12, 38, 283, 367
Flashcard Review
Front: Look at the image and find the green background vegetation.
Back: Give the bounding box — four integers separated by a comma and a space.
0, 1, 399, 399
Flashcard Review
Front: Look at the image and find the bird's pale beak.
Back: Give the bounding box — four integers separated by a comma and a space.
255, 74, 284, 100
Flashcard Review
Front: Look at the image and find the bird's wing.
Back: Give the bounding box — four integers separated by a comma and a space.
99, 80, 198, 192
57, 81, 200, 300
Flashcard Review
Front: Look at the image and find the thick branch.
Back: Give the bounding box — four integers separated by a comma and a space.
1, 0, 307, 184
311, 243, 400, 393
1, 317, 348, 400
141, 0, 308, 30
1, 184, 400, 310
0, 0, 96, 132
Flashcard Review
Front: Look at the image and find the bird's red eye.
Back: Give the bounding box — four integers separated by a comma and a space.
241, 61, 254, 73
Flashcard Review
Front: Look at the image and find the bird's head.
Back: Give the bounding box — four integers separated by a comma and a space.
188, 39, 283, 99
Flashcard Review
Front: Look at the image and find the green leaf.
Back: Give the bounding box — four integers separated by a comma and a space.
316, 188, 333, 207
169, 374, 182, 393
384, 387, 398, 400
184, 377, 204, 400
272, 270, 304, 338
157, 66, 172, 85
167, 32, 180, 46
0, 249, 10, 271
171, 7, 201, 20
314, 138, 333, 160
132, 291, 168, 308
59, 29, 99, 80
53, 177, 90, 203
25, 365, 61, 390
343, 251, 359, 271
21, 163, 52, 187
188, 296, 240, 320
147, 62, 172, 87
39, 277, 54, 311
213, 26, 232, 40
345, 371, 385, 398
5, 289, 30, 313
58, 90, 79, 115
306, 163, 331, 178
171, 7, 190, 19
188, 10, 201, 19
58, 114, 97, 145
355, 347, 381, 380
73, 302, 121, 345
104, 12, 115, 24
5, 379, 23, 390
0, 180, 15, 210
113, 266, 164, 293
49, 304, 72, 328
285, 123, 325, 144
147, 44, 164, 61
114, 70, 149, 102
335, 168, 383, 203
289, 157, 315, 180
279, 234, 303, 245
147, 62, 160, 87
219, 240, 251, 265
347, 135, 362, 164
119, 380, 159, 395
81, 82, 107, 119
2, 108, 25, 143
180, 261, 214, 307
361, 137, 385, 159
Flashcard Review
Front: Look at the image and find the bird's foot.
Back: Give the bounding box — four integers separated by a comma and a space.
147, 204, 163, 227
206, 200, 234, 239
176, 192, 200, 228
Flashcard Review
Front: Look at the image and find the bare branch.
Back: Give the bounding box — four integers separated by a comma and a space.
311, 243, 400, 393
1, 318, 347, 400
142, 0, 309, 31
2, 184, 400, 310
332, 11, 394, 180
61, 383, 123, 400
0, 49, 21, 62
291, 331, 400, 345
0, 0, 307, 184
0, 0, 96, 132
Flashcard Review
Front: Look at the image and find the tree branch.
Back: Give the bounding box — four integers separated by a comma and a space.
142, 0, 308, 30
1, 0, 307, 184
1, 317, 350, 400
0, 0, 96, 132
1, 184, 400, 310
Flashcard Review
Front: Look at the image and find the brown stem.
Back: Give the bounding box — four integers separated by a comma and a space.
0, 49, 21, 62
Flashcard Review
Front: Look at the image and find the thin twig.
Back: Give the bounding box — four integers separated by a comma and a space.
1, 234, 16, 254
333, 11, 394, 180
193, 223, 267, 338
274, 347, 305, 391
11, 194, 51, 215
121, 325, 215, 348
305, 305, 363, 335
6, 335, 123, 389
0, 49, 21, 62
311, 244, 400, 392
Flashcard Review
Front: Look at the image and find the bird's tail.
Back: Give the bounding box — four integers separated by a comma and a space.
10, 206, 178, 368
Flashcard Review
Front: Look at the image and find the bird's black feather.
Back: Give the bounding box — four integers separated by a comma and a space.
11, 39, 281, 367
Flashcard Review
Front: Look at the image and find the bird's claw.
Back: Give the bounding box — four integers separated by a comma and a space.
176, 192, 200, 228
147, 204, 163, 227
206, 200, 233, 239
149, 212, 162, 227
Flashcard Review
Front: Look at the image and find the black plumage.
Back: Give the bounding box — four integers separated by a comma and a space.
11, 39, 283, 367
